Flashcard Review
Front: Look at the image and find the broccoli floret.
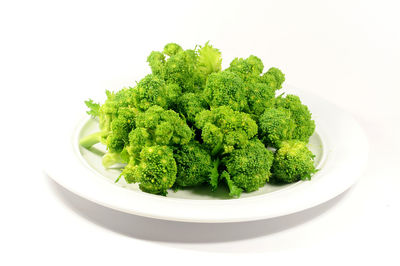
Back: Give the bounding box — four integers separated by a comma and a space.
275, 94, 315, 142
258, 107, 295, 148
203, 71, 248, 112
163, 43, 183, 56
228, 55, 264, 80
127, 127, 152, 161
173, 141, 214, 187
224, 139, 274, 192
147, 42, 222, 93
272, 140, 317, 183
105, 107, 138, 153
164, 49, 198, 92
177, 92, 207, 124
147, 51, 165, 76
99, 88, 136, 131
126, 106, 192, 159
135, 106, 192, 145
261, 67, 285, 92
244, 78, 275, 117
195, 106, 257, 156
80, 88, 136, 149
132, 74, 181, 111
147, 43, 200, 93
226, 56, 280, 117
122, 145, 177, 196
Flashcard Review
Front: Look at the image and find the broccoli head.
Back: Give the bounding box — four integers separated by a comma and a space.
275, 94, 315, 142
244, 78, 275, 117
126, 106, 193, 159
272, 140, 317, 183
258, 107, 296, 148
224, 139, 274, 192
261, 67, 285, 91
80, 88, 136, 149
173, 141, 214, 187
163, 43, 184, 56
195, 106, 258, 156
228, 55, 264, 80
177, 92, 208, 124
132, 74, 181, 111
147, 42, 222, 93
147, 43, 200, 93
203, 71, 248, 112
147, 51, 165, 76
105, 107, 138, 153
226, 56, 280, 117
122, 145, 177, 196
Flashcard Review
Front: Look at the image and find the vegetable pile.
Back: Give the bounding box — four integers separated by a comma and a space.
80, 42, 317, 197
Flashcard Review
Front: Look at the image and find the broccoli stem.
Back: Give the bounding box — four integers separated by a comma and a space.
102, 152, 124, 168
211, 141, 223, 157
79, 131, 106, 149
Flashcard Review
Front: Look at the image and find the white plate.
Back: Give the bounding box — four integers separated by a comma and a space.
44, 86, 368, 223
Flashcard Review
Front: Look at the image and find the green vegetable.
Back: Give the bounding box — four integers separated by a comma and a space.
258, 107, 295, 148
122, 145, 177, 196
203, 71, 248, 112
173, 141, 214, 187
275, 94, 315, 142
126, 105, 192, 160
195, 106, 258, 156
272, 140, 317, 183
80, 42, 317, 197
223, 139, 274, 192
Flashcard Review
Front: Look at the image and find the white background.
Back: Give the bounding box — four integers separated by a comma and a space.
1, 0, 399, 265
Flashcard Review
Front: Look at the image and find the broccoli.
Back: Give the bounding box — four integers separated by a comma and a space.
122, 145, 177, 196
147, 51, 165, 76
223, 139, 274, 192
126, 105, 192, 160
228, 55, 264, 81
194, 106, 258, 156
272, 140, 317, 183
203, 71, 248, 112
258, 107, 295, 148
106, 107, 138, 153
177, 92, 208, 124
163, 43, 184, 56
226, 56, 284, 117
244, 78, 275, 117
261, 67, 285, 91
79, 88, 136, 149
132, 74, 181, 111
80, 42, 317, 198
275, 94, 315, 142
147, 42, 222, 94
173, 141, 214, 187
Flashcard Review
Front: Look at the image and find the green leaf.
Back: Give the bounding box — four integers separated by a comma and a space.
84, 99, 100, 117
209, 158, 220, 191
221, 171, 242, 198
